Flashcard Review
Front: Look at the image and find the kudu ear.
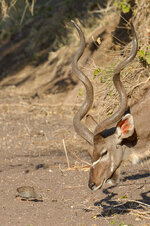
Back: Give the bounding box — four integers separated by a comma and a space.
115, 114, 134, 144
85, 114, 98, 133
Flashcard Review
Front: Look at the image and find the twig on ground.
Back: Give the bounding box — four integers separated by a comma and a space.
62, 139, 70, 169
130, 76, 150, 95
128, 200, 150, 209
130, 209, 150, 220
59, 139, 91, 172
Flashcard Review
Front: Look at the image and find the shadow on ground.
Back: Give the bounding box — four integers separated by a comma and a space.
93, 171, 150, 218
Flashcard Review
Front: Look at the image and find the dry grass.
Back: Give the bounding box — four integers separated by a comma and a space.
60, 138, 91, 172
1, 0, 35, 20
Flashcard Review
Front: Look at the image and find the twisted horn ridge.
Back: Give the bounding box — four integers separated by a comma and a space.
94, 22, 138, 135
71, 20, 94, 145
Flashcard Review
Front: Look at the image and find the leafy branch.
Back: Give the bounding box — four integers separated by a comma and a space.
138, 47, 150, 65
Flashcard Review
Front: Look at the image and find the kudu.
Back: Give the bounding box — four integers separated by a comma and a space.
71, 20, 150, 191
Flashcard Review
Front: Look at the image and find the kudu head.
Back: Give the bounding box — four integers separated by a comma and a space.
71, 20, 138, 191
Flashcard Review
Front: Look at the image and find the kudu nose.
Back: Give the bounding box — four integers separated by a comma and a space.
88, 182, 95, 190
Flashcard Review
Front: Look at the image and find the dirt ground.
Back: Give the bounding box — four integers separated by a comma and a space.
0, 86, 150, 226
0, 3, 150, 224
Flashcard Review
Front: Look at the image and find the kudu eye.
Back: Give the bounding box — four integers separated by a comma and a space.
101, 149, 108, 158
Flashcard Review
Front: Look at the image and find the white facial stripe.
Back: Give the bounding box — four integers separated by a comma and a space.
130, 153, 140, 164
101, 148, 107, 155
92, 179, 106, 191
111, 162, 114, 172
111, 156, 114, 172
92, 184, 102, 191
92, 157, 101, 167
92, 149, 109, 167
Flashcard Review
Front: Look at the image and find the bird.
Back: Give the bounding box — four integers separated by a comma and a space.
16, 186, 42, 201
